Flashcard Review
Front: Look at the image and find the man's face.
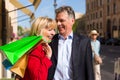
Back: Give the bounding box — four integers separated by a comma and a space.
91, 34, 98, 40
55, 12, 74, 36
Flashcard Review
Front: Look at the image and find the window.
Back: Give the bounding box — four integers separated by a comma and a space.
87, 25, 89, 30
100, 0, 102, 6
96, 0, 98, 7
107, 5, 110, 16
100, 11, 102, 17
91, 14, 92, 20
90, 24, 92, 30
100, 22, 102, 29
107, 0, 111, 3
96, 12, 98, 18
96, 23, 99, 29
113, 3, 117, 14
93, 13, 95, 19
87, 3, 89, 10
93, 22, 95, 29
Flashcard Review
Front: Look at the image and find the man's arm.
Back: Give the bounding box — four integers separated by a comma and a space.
85, 39, 95, 80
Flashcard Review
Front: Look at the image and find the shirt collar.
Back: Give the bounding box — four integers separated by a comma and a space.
91, 39, 97, 42
58, 32, 73, 40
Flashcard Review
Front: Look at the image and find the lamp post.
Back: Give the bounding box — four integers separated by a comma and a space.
53, 0, 57, 11
53, 0, 57, 33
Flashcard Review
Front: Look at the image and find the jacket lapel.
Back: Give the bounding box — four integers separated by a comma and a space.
52, 34, 59, 61
71, 34, 80, 64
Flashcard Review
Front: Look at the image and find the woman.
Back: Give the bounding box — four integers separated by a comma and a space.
89, 30, 102, 80
16, 17, 56, 80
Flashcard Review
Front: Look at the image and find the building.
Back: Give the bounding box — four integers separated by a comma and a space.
0, 0, 18, 78
86, 0, 120, 39
0, 0, 41, 79
74, 12, 87, 35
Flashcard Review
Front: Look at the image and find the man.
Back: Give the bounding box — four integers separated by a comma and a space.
90, 30, 102, 80
48, 6, 94, 80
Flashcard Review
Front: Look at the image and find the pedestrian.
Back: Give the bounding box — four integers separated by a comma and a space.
89, 30, 102, 80
15, 17, 56, 80
48, 6, 94, 80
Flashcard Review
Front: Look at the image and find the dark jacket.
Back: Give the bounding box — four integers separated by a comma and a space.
48, 33, 94, 80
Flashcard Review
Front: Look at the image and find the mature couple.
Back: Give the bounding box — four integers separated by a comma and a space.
17, 6, 95, 80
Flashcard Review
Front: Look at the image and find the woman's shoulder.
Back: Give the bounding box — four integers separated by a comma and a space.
29, 44, 44, 58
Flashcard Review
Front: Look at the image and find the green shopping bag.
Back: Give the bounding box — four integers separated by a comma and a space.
0, 36, 42, 65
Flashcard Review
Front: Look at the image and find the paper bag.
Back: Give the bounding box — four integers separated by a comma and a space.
0, 36, 42, 65
10, 53, 28, 78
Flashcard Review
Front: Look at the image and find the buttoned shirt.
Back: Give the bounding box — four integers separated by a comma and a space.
53, 32, 73, 80
91, 40, 100, 56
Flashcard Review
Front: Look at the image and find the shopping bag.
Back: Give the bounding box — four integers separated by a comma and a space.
2, 59, 13, 70
0, 36, 42, 65
10, 53, 28, 78
10, 39, 44, 78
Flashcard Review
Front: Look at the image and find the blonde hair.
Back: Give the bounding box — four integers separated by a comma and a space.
30, 17, 56, 36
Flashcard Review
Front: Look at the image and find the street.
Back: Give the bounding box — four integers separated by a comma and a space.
101, 45, 120, 80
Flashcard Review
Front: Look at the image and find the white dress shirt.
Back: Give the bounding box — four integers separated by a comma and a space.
53, 32, 73, 80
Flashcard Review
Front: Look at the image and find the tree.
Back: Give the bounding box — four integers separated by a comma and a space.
18, 26, 24, 36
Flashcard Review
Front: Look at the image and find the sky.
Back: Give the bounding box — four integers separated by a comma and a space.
18, 0, 86, 28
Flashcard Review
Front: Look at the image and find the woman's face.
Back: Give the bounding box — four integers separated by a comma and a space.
41, 27, 55, 43
91, 34, 98, 40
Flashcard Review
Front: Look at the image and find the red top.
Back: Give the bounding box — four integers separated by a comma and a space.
21, 44, 52, 80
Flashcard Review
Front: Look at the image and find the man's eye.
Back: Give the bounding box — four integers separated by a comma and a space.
56, 19, 65, 22
60, 19, 65, 22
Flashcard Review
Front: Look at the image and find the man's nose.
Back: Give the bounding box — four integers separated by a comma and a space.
57, 21, 61, 26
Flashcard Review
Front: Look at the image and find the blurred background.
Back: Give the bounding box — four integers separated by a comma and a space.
0, 0, 120, 80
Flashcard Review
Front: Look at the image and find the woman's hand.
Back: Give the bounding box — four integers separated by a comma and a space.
15, 74, 21, 80
42, 43, 52, 59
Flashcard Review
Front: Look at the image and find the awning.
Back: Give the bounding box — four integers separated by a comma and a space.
29, 0, 41, 10
9, 0, 33, 17
30, 13, 35, 22
9, 0, 41, 21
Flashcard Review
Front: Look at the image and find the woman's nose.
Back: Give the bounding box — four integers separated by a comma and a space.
51, 30, 55, 35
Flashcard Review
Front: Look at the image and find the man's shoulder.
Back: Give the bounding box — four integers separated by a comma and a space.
52, 34, 59, 40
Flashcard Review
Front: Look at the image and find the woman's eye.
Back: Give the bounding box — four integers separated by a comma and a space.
48, 29, 52, 31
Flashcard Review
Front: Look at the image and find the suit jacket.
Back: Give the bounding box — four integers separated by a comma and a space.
48, 33, 94, 80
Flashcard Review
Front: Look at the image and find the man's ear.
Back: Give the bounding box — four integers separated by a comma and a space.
72, 18, 75, 24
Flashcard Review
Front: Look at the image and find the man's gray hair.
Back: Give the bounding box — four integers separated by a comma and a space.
55, 6, 75, 19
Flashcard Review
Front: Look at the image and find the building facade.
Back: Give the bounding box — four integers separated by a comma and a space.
75, 15, 87, 35
86, 0, 120, 39
0, 0, 18, 79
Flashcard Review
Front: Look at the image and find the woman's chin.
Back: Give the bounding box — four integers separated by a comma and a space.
43, 38, 51, 43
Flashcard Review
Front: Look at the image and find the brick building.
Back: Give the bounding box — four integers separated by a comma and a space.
86, 0, 120, 39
